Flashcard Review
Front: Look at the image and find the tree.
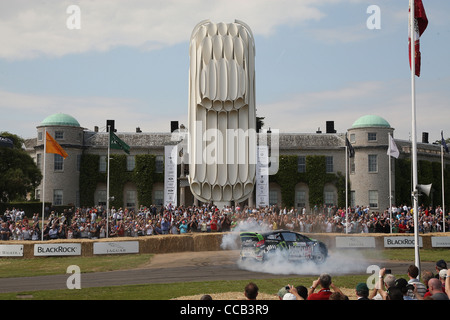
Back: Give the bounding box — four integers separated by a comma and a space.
0, 132, 42, 202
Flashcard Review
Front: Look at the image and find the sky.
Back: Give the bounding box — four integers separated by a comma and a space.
1, 0, 449, 143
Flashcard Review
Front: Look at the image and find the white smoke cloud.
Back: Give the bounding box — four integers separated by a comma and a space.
221, 222, 368, 276
238, 249, 368, 276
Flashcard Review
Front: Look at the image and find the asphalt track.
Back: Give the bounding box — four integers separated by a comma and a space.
0, 250, 435, 294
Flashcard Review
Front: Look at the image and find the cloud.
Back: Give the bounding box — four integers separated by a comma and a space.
3, 75, 447, 144
0, 89, 184, 138
0, 0, 349, 60
257, 79, 450, 141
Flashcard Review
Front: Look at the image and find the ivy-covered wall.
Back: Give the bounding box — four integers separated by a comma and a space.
79, 154, 164, 208
270, 155, 346, 208
395, 158, 450, 208
80, 153, 449, 210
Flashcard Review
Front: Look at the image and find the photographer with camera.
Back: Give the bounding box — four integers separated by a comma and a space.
282, 285, 308, 300
307, 273, 343, 300
370, 267, 397, 300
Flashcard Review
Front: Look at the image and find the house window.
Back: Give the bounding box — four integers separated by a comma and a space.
97, 190, 106, 206
368, 132, 377, 141
127, 155, 135, 171
155, 155, 164, 173
368, 154, 377, 172
326, 156, 333, 173
269, 190, 278, 205
54, 154, 64, 171
324, 191, 335, 206
36, 153, 42, 169
296, 191, 306, 208
349, 133, 356, 143
350, 191, 356, 208
297, 156, 306, 173
369, 190, 378, 208
154, 190, 164, 206
350, 157, 355, 174
126, 190, 136, 208
99, 156, 107, 173
53, 189, 63, 205
55, 131, 64, 140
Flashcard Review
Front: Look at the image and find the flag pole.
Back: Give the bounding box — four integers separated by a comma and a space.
106, 125, 111, 238
388, 133, 393, 233
41, 129, 47, 241
410, 0, 421, 274
442, 142, 446, 232
345, 143, 349, 234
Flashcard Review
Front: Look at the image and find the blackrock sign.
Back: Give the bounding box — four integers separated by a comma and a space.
34, 243, 81, 256
384, 236, 423, 248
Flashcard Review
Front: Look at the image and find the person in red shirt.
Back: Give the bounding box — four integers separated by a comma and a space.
307, 273, 343, 300
398, 219, 408, 233
210, 215, 218, 232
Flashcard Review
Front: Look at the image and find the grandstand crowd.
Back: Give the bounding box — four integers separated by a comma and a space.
1, 202, 449, 240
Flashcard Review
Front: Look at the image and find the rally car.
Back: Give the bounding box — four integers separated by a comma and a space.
239, 230, 328, 264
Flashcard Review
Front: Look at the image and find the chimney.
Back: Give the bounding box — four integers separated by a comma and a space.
422, 132, 429, 144
326, 121, 336, 133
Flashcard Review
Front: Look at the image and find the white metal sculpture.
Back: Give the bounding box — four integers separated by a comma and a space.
188, 20, 256, 205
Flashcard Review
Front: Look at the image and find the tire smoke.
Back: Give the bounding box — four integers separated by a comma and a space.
221, 222, 369, 276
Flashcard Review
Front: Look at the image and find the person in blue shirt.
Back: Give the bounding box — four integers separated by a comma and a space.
179, 220, 188, 234
161, 217, 170, 234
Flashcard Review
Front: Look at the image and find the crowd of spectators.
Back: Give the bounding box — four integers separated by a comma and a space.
253, 261, 450, 300
2, 204, 450, 301
0, 202, 449, 241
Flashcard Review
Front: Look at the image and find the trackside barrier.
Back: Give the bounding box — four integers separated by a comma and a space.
0, 232, 449, 258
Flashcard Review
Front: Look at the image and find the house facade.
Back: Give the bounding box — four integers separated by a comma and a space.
25, 113, 449, 213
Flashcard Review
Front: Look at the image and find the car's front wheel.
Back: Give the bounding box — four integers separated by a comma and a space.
313, 251, 327, 264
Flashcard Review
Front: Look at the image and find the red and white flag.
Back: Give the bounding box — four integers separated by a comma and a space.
409, 0, 428, 77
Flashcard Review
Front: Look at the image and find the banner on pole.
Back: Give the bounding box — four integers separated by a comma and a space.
164, 145, 177, 207
256, 145, 269, 208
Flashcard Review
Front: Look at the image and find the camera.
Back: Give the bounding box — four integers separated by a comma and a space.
385, 269, 391, 274
285, 285, 290, 290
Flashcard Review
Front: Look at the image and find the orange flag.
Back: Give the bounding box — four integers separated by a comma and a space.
46, 131, 68, 159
